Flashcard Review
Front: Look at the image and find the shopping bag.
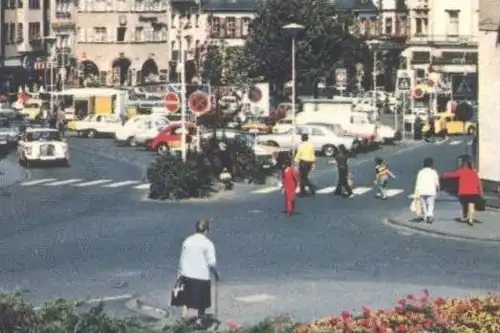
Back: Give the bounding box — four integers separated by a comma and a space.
475, 196, 486, 211
170, 277, 186, 307
410, 197, 421, 216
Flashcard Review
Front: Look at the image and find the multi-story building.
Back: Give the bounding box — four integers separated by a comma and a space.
1, 0, 50, 92
74, 0, 169, 86
404, 0, 478, 79
50, 0, 76, 86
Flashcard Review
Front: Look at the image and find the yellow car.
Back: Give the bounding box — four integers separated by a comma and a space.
422, 112, 477, 135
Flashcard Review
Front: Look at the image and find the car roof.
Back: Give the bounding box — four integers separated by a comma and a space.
26, 127, 59, 133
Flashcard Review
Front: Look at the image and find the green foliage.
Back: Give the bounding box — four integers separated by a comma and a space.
201, 42, 248, 86
238, 0, 365, 92
147, 148, 216, 200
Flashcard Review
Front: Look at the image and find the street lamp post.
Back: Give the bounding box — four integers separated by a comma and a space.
282, 23, 305, 158
44, 36, 57, 113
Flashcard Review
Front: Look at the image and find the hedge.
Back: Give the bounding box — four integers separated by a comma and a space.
3, 291, 500, 332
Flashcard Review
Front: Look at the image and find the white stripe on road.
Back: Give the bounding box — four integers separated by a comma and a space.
316, 186, 335, 194
75, 179, 113, 187
21, 178, 58, 186
134, 183, 151, 189
467, 140, 473, 146
44, 179, 82, 186
385, 189, 405, 197
449, 140, 461, 145
435, 137, 450, 145
102, 180, 140, 188
352, 187, 372, 196
252, 186, 280, 194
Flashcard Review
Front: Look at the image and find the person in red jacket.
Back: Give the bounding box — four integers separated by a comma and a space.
442, 157, 482, 225
282, 160, 299, 216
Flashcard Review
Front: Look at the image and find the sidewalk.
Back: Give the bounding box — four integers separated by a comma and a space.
0, 157, 29, 189
386, 198, 500, 242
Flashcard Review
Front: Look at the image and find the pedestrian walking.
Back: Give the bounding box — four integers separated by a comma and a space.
56, 106, 66, 137
331, 144, 353, 197
171, 219, 219, 318
374, 157, 395, 199
424, 116, 436, 142
281, 159, 299, 216
442, 156, 482, 226
413, 157, 440, 223
294, 133, 316, 196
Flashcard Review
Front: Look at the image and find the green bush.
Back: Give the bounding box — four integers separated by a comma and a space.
147, 148, 216, 200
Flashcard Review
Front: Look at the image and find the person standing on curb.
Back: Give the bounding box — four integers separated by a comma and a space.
173, 219, 219, 319
413, 157, 440, 223
294, 133, 316, 196
442, 157, 482, 226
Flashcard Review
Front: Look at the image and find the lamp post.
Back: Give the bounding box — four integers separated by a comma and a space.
175, 17, 188, 162
44, 36, 57, 113
282, 23, 304, 157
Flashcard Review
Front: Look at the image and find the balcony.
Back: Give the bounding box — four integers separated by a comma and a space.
408, 34, 478, 46
51, 21, 76, 29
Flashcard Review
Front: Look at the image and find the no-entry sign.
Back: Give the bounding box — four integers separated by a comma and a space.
164, 92, 180, 112
188, 91, 209, 113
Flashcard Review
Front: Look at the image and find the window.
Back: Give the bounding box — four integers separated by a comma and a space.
447, 10, 459, 36
17, 0, 23, 8
414, 11, 428, 35
117, 27, 127, 42
195, 14, 200, 27
17, 23, 23, 43
8, 0, 16, 9
135, 27, 143, 41
384, 17, 392, 34
171, 14, 176, 28
29, 0, 40, 9
226, 17, 237, 37
8, 23, 15, 44
94, 27, 107, 42
210, 17, 221, 37
28, 22, 41, 40
241, 18, 250, 36
311, 128, 325, 136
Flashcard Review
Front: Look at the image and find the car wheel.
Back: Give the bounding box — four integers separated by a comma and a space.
129, 137, 137, 147
87, 129, 97, 138
467, 126, 476, 136
156, 144, 169, 155
322, 144, 337, 157
266, 141, 279, 147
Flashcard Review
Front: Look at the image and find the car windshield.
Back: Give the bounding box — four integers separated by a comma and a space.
27, 131, 62, 141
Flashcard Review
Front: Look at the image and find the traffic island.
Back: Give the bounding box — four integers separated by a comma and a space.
385, 200, 500, 242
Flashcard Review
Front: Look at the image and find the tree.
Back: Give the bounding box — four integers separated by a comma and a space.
201, 41, 248, 86
238, 0, 365, 96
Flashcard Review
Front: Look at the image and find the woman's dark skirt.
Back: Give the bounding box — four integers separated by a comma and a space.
171, 276, 211, 310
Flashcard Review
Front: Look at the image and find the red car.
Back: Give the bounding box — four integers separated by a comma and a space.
151, 122, 197, 155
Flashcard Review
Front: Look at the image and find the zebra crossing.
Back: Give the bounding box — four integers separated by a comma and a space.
20, 178, 150, 190
432, 139, 473, 146
251, 185, 406, 198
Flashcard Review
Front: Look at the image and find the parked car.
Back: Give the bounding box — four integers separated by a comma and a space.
305, 122, 368, 152
0, 117, 21, 151
257, 124, 359, 157
150, 122, 197, 155
71, 114, 123, 138
17, 128, 69, 167
272, 118, 294, 133
115, 114, 169, 146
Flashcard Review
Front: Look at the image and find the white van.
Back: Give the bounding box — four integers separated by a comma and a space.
114, 115, 169, 146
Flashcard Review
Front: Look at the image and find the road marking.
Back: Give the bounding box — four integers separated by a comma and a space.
316, 186, 335, 194
252, 186, 280, 194
102, 180, 140, 188
408, 194, 415, 199
234, 294, 276, 303
435, 137, 450, 145
352, 187, 372, 196
44, 179, 83, 186
21, 178, 57, 186
385, 188, 405, 197
449, 140, 461, 145
134, 183, 150, 189
75, 179, 113, 187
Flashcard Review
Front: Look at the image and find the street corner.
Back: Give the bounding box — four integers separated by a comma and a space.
0, 156, 31, 190
384, 207, 500, 243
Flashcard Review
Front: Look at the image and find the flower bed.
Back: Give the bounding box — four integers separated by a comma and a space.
292, 290, 500, 333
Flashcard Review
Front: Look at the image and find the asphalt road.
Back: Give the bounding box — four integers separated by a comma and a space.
1, 135, 495, 327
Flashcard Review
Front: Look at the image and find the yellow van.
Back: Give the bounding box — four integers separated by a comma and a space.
423, 112, 476, 135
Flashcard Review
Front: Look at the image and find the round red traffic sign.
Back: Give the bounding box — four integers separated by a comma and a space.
188, 91, 209, 113
247, 86, 262, 103
412, 87, 423, 99
164, 92, 180, 112
335, 70, 347, 83
0, 94, 7, 103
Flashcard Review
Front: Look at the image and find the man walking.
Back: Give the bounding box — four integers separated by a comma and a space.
174, 219, 219, 319
294, 133, 316, 196
282, 159, 299, 216
414, 157, 440, 223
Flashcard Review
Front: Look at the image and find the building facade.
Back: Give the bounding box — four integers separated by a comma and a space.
405, 0, 478, 79
50, 0, 76, 86
478, 0, 500, 190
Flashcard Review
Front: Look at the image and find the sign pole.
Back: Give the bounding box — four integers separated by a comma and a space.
401, 94, 406, 142
179, 18, 187, 162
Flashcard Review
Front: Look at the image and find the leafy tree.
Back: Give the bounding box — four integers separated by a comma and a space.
239, 0, 366, 95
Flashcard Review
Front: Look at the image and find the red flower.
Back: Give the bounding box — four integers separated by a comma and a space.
362, 306, 371, 316
341, 310, 351, 319
424, 319, 433, 329
228, 321, 240, 331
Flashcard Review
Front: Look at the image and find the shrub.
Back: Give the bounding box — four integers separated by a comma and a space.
147, 148, 216, 200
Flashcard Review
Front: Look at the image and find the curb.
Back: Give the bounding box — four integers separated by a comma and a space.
384, 218, 500, 243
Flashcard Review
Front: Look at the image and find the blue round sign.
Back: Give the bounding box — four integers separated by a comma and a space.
23, 57, 35, 71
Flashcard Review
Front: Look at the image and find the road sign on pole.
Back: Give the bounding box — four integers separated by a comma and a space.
188, 91, 209, 113
164, 92, 180, 112
335, 68, 347, 85
452, 74, 477, 100
397, 77, 411, 91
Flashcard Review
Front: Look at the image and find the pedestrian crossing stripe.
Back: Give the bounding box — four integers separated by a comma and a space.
20, 178, 150, 190
385, 189, 404, 197
449, 140, 461, 145
251, 185, 407, 197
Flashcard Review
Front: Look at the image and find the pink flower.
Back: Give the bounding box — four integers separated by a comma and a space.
227, 321, 241, 331
341, 310, 351, 319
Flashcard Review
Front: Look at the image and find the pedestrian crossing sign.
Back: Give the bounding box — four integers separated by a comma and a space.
456, 80, 472, 93
397, 77, 411, 91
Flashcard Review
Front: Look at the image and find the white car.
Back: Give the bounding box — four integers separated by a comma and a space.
272, 118, 294, 133
17, 128, 69, 167
115, 115, 169, 146
73, 114, 123, 138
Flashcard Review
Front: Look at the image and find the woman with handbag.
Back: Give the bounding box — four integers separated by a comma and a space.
442, 156, 482, 226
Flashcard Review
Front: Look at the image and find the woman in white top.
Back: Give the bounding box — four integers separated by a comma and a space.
414, 157, 440, 223
172, 219, 219, 318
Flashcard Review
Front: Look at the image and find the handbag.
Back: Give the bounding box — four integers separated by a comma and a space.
170, 276, 186, 307
475, 196, 486, 211
410, 197, 421, 216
